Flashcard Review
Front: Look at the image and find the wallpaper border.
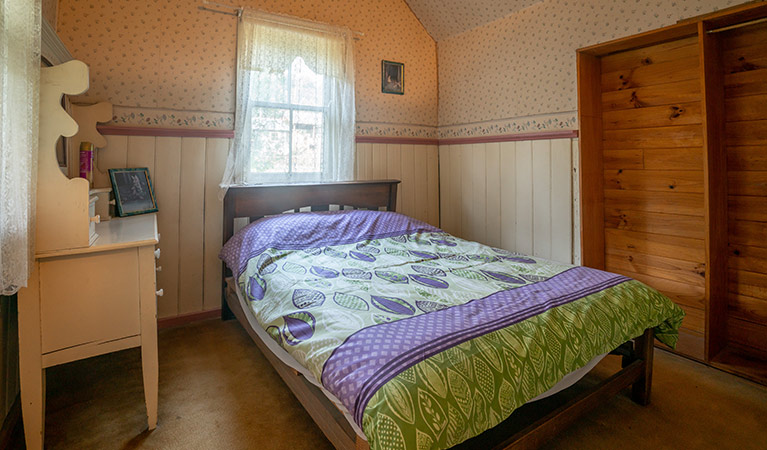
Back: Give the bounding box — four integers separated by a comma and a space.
438, 111, 578, 139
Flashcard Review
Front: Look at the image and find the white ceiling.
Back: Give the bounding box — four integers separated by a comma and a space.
404, 0, 542, 41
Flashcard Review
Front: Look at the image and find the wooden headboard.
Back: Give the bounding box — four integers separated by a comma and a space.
221, 179, 400, 318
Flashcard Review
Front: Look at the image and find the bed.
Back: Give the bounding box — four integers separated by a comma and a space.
219, 180, 684, 450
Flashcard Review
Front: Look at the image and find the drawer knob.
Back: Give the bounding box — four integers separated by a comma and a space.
154, 248, 161, 259
90, 215, 101, 223
156, 289, 164, 297
156, 266, 162, 272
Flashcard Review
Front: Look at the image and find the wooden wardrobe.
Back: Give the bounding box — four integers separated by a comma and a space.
577, 1, 767, 385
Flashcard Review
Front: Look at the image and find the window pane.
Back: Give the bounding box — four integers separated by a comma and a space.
253, 69, 289, 104
292, 110, 323, 174
291, 57, 324, 107
251, 107, 290, 174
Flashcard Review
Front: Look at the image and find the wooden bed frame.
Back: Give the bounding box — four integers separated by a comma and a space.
221, 180, 655, 450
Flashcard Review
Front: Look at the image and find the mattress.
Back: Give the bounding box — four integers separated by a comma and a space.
220, 209, 684, 450
228, 278, 608, 441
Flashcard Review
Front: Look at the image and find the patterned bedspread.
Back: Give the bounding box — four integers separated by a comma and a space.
220, 210, 684, 450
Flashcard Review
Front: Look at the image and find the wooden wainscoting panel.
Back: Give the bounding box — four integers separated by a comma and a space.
178, 138, 206, 315
126, 136, 156, 176
153, 137, 182, 318
413, 145, 429, 223
203, 138, 227, 311
371, 143, 387, 180
532, 140, 552, 259
484, 143, 501, 249
550, 139, 573, 263
399, 144, 415, 219
386, 144, 402, 209
470, 143, 487, 245
572, 139, 581, 265
438, 145, 453, 234
355, 143, 372, 180
515, 141, 534, 255
460, 145, 474, 242
448, 145, 463, 236
95, 135, 128, 189
426, 145, 439, 227
499, 142, 517, 252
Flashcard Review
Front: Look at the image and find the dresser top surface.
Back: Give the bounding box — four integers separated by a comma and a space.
36, 213, 158, 258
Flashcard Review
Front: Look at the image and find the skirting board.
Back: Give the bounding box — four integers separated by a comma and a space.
157, 309, 222, 330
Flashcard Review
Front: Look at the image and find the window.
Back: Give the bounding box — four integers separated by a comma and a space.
250, 57, 325, 181
222, 12, 355, 186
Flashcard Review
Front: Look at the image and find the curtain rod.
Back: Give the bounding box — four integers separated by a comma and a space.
199, 1, 364, 38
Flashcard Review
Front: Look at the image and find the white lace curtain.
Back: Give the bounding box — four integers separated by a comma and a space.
221, 10, 355, 186
0, 0, 41, 295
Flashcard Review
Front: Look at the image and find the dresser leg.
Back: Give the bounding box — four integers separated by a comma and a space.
139, 246, 159, 430
18, 265, 46, 450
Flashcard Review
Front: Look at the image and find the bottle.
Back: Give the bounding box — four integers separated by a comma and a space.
79, 141, 94, 187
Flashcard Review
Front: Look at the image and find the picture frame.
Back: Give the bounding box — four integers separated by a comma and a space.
381, 60, 404, 95
108, 167, 158, 217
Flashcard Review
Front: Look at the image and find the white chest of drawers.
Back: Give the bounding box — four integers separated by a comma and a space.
18, 214, 160, 449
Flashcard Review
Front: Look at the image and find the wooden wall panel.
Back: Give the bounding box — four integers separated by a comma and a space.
438, 138, 575, 264
426, 145, 440, 227
153, 137, 182, 318
203, 138, 228, 312
178, 138, 206, 315
95, 135, 128, 188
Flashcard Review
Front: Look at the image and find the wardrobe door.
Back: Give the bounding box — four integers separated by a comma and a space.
599, 35, 707, 359
721, 21, 767, 368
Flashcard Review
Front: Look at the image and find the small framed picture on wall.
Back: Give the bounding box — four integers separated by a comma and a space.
108, 167, 158, 217
382, 60, 404, 95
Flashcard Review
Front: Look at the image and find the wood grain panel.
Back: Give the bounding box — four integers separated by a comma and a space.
604, 189, 704, 216
371, 144, 387, 179
203, 138, 227, 311
601, 79, 701, 112
617, 269, 705, 310
729, 293, 767, 324
532, 140, 552, 258
644, 148, 704, 170
439, 145, 453, 234
386, 144, 402, 209
722, 43, 767, 74
604, 169, 703, 193
471, 144, 487, 244
153, 137, 181, 318
721, 20, 767, 50
727, 120, 767, 145
729, 220, 767, 247
725, 94, 767, 122
95, 135, 128, 188
729, 269, 767, 299
678, 304, 706, 334
515, 141, 534, 255
602, 102, 702, 130
485, 143, 501, 248
727, 317, 767, 354
724, 68, 767, 98
728, 196, 767, 222
356, 143, 372, 180
605, 228, 705, 263
449, 145, 463, 237
551, 139, 573, 264
500, 142, 517, 252
727, 146, 767, 171
728, 244, 767, 274
178, 138, 206, 315
600, 36, 698, 73
605, 247, 705, 287
601, 56, 699, 92
603, 125, 703, 149
727, 171, 767, 195
603, 149, 643, 169
605, 208, 705, 239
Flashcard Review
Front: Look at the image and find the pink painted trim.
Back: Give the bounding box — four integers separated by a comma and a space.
356, 136, 439, 145
438, 130, 578, 146
98, 125, 235, 139
157, 309, 222, 330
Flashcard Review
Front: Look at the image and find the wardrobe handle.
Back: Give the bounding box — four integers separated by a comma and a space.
155, 289, 164, 297
154, 248, 161, 259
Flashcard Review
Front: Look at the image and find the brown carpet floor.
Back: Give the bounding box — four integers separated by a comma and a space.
15, 319, 767, 450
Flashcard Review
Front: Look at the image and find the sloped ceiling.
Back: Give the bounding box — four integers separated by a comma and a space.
405, 0, 542, 41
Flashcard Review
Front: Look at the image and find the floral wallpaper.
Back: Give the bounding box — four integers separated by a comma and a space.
437, 0, 739, 137
56, 0, 438, 135
404, 0, 540, 41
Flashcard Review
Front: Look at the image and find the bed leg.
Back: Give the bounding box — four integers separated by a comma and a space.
221, 281, 235, 321
631, 328, 654, 406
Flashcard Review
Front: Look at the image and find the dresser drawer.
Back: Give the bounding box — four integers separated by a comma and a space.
39, 247, 142, 354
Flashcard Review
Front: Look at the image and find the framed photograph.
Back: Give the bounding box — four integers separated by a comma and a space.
108, 168, 158, 217
381, 60, 404, 95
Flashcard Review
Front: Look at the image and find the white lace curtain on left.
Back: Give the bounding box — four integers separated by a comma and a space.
0, 0, 41, 295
